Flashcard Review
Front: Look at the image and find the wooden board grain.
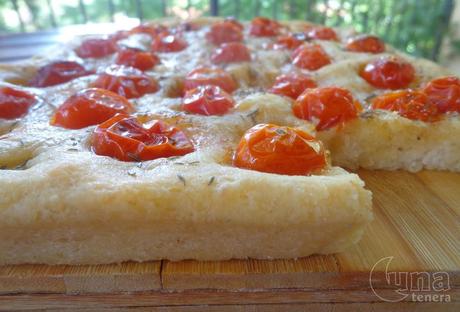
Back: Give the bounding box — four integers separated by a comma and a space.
0, 170, 459, 310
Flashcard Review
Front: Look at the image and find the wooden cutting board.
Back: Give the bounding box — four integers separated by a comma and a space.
0, 170, 459, 311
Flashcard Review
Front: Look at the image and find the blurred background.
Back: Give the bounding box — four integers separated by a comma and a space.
0, 0, 459, 71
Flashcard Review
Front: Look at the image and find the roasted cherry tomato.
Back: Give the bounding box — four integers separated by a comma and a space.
206, 21, 243, 45
75, 38, 117, 59
92, 65, 159, 99
129, 24, 168, 38
151, 33, 187, 52
292, 44, 331, 71
51, 88, 134, 129
345, 35, 385, 54
184, 67, 237, 93
305, 26, 338, 41
224, 17, 244, 30
211, 42, 251, 64
233, 123, 326, 175
293, 87, 361, 130
269, 72, 317, 99
371, 90, 441, 122
115, 48, 160, 71
249, 17, 281, 37
360, 57, 415, 89
182, 85, 234, 115
422, 76, 460, 113
273, 34, 305, 50
0, 87, 36, 120
91, 114, 194, 162
29, 61, 92, 87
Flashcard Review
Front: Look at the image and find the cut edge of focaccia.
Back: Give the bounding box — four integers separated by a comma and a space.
0, 150, 372, 265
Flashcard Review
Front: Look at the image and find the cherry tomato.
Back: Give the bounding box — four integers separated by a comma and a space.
92, 65, 159, 99
224, 17, 244, 30
29, 61, 92, 87
422, 76, 460, 113
182, 85, 234, 116
305, 26, 338, 41
292, 44, 331, 71
211, 42, 251, 64
371, 90, 441, 122
0, 87, 36, 120
130, 24, 169, 38
269, 73, 317, 99
184, 67, 237, 93
205, 21, 243, 45
115, 48, 160, 71
345, 35, 385, 54
233, 123, 326, 175
360, 57, 415, 89
293, 87, 361, 130
75, 38, 117, 59
249, 17, 281, 37
273, 34, 305, 50
91, 114, 194, 162
51, 88, 134, 129
151, 33, 187, 52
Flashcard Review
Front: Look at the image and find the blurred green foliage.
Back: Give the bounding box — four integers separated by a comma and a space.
0, 0, 454, 60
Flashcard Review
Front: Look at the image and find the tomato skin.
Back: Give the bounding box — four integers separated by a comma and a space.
51, 88, 134, 129
29, 61, 92, 87
184, 67, 237, 93
233, 123, 327, 176
91, 114, 194, 162
250, 17, 281, 37
292, 44, 331, 71
345, 35, 385, 54
269, 73, 317, 99
422, 76, 460, 113
305, 26, 338, 41
371, 90, 441, 122
211, 42, 251, 64
0, 87, 36, 120
130, 24, 169, 38
206, 21, 243, 45
151, 33, 187, 52
75, 38, 117, 58
92, 65, 159, 99
360, 57, 415, 90
115, 48, 160, 71
182, 85, 234, 115
273, 34, 304, 50
293, 87, 361, 130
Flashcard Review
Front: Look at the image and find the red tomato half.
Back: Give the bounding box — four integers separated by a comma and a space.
115, 48, 160, 71
250, 17, 281, 37
422, 76, 460, 113
269, 72, 317, 99
91, 114, 194, 162
29, 61, 92, 87
293, 87, 361, 130
0, 87, 36, 120
292, 44, 331, 71
211, 42, 251, 64
206, 21, 243, 45
184, 67, 237, 93
130, 24, 169, 38
182, 85, 234, 115
371, 90, 441, 122
360, 57, 415, 89
75, 38, 117, 59
305, 26, 338, 41
51, 88, 134, 129
92, 65, 159, 99
151, 33, 188, 52
233, 123, 327, 175
345, 35, 385, 54
273, 34, 305, 50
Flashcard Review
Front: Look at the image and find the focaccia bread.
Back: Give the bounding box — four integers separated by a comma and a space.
0, 16, 458, 264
